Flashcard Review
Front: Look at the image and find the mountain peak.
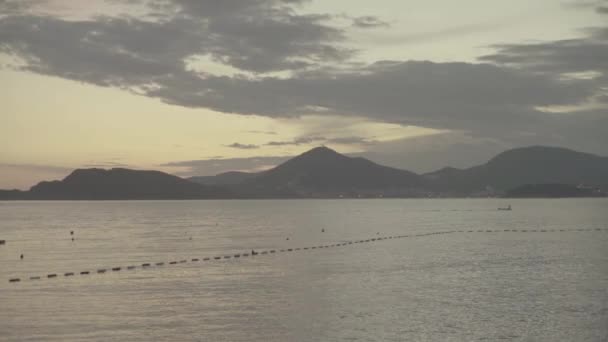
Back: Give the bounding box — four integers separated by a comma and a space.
300, 145, 340, 156
282, 146, 347, 166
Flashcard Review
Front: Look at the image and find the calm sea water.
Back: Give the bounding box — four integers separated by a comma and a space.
1, 199, 607, 341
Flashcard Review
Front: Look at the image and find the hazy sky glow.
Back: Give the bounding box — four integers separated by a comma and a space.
1, 0, 607, 189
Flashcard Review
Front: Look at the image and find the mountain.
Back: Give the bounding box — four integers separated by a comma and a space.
0, 189, 27, 200
23, 168, 230, 200
233, 146, 428, 197
2, 146, 607, 200
504, 183, 606, 198
424, 146, 608, 194
189, 171, 257, 186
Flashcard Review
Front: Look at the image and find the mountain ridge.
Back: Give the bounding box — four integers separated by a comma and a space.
2, 146, 607, 199
423, 145, 608, 194
10, 168, 231, 200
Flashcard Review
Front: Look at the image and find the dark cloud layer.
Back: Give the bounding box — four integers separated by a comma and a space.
480, 28, 608, 75
1, 0, 607, 163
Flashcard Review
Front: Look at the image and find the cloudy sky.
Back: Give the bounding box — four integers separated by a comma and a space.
1, 0, 607, 189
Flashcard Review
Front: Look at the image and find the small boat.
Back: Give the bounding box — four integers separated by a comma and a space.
498, 205, 512, 211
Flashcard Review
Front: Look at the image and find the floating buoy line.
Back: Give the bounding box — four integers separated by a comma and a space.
6, 228, 607, 284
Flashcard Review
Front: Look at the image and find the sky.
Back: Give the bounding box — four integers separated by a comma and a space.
1, 0, 607, 189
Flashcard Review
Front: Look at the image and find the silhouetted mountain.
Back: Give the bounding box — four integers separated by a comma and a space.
26, 168, 230, 200
189, 171, 257, 186
505, 183, 606, 198
0, 189, 26, 200
424, 146, 608, 194
234, 146, 428, 197
2, 146, 607, 200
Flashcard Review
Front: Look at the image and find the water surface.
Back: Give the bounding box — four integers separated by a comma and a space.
1, 199, 607, 341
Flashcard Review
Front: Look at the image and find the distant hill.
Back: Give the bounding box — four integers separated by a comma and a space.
234, 146, 428, 197
189, 171, 257, 186
16, 168, 230, 200
2, 146, 607, 200
0, 189, 27, 200
505, 183, 606, 198
424, 146, 608, 194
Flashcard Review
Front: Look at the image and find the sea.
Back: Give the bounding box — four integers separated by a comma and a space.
1, 199, 607, 341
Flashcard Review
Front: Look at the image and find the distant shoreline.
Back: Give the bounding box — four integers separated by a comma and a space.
1, 196, 606, 201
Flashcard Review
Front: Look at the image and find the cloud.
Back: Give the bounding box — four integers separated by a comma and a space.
479, 28, 608, 75
0, 0, 42, 14
225, 142, 260, 149
265, 135, 376, 146
0, 0, 352, 77
0, 0, 606, 158
244, 130, 277, 135
161, 156, 290, 176
145, 60, 596, 142
351, 16, 390, 29
362, 21, 508, 46
265, 135, 325, 146
562, 0, 608, 13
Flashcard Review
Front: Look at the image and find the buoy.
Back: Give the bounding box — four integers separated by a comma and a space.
127, 266, 136, 270
9, 278, 20, 283
156, 262, 165, 266
286, 237, 290, 240
142, 263, 151, 267
70, 231, 74, 235
0, 240, 5, 245
20, 254, 23, 260
214, 256, 221, 260
112, 267, 121, 271
321, 228, 325, 232
30, 276, 41, 280
192, 258, 199, 262
65, 272, 74, 276
179, 260, 187, 263
80, 271, 90, 275
97, 269, 106, 273
203, 257, 210, 261
48, 274, 57, 278
234, 254, 241, 258
169, 261, 177, 264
